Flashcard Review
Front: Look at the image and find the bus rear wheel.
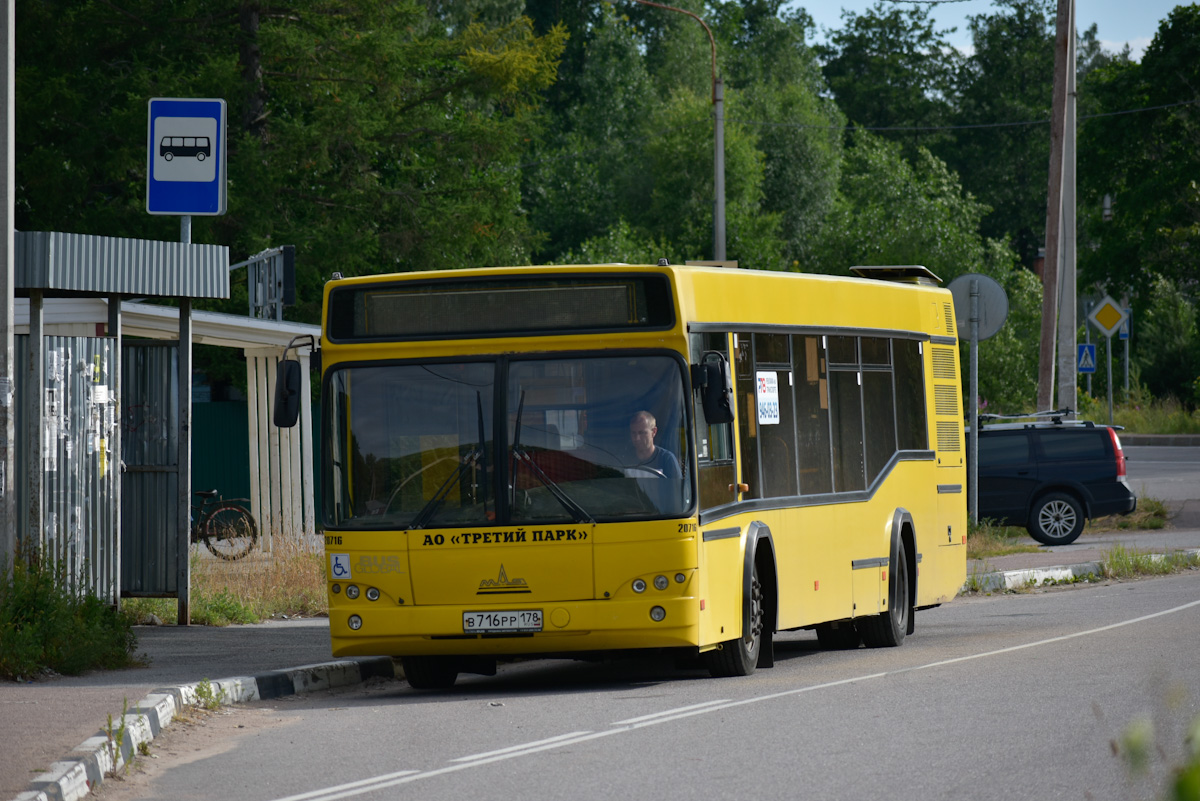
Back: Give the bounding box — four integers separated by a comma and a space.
401, 656, 459, 689
705, 563, 763, 677
859, 538, 910, 648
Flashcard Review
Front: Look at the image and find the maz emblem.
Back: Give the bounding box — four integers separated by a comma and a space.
477, 564, 531, 595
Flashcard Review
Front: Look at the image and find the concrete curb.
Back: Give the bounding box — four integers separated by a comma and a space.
12, 656, 397, 801
965, 548, 1200, 594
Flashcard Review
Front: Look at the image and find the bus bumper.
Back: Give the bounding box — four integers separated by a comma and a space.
327, 596, 701, 658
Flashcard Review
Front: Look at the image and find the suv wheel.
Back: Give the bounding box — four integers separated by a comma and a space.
1029, 492, 1085, 545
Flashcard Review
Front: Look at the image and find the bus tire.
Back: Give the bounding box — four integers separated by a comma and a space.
401, 656, 459, 689
704, 561, 763, 677
816, 621, 860, 650
859, 537, 910, 648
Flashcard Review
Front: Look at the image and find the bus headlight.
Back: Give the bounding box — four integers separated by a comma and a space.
346, 584, 360, 599
675, 573, 686, 584
331, 584, 341, 594
650, 606, 666, 622
632, 579, 647, 593
366, 587, 380, 601
348, 615, 363, 630
653, 575, 669, 591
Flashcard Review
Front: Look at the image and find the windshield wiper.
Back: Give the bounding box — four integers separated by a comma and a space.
510, 390, 593, 524
409, 447, 482, 530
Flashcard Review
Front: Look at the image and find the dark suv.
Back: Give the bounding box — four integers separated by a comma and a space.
971, 415, 1137, 545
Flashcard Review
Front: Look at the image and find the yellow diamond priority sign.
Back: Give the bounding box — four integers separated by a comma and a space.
1088, 295, 1128, 338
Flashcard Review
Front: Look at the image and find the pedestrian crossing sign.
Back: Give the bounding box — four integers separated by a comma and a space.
1077, 343, 1097, 374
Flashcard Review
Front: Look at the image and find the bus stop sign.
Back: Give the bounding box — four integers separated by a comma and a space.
146, 98, 227, 215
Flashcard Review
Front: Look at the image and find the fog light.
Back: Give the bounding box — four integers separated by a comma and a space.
346, 584, 360, 599
331, 584, 341, 594
366, 587, 380, 601
653, 575, 669, 591
674, 573, 686, 584
348, 615, 363, 630
632, 579, 647, 593
650, 606, 666, 622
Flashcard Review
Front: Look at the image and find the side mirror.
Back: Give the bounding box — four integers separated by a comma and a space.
273, 359, 302, 428
699, 355, 734, 425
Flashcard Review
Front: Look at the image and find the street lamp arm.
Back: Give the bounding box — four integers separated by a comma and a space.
623, 0, 717, 102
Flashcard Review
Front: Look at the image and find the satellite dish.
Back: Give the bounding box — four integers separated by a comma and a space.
948, 273, 1008, 341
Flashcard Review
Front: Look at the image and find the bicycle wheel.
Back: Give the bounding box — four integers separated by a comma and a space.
203, 503, 259, 560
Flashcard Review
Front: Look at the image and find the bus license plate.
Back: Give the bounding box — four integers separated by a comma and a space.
463, 610, 543, 633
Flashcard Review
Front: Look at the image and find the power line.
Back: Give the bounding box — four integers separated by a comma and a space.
730, 98, 1200, 133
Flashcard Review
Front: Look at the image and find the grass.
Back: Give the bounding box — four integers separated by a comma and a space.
123, 534, 327, 626
1077, 389, 1200, 434
1103, 544, 1200, 579
0, 545, 143, 681
1092, 495, 1170, 531
967, 518, 1042, 560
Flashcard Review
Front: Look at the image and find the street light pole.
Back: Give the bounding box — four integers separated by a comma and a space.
624, 0, 725, 260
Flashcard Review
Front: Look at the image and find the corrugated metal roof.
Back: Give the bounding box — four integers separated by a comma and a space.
16, 230, 229, 299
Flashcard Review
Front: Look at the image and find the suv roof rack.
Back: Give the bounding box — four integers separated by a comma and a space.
973, 408, 1125, 431
978, 408, 1075, 425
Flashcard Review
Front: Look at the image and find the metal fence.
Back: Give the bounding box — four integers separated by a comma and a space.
15, 335, 120, 603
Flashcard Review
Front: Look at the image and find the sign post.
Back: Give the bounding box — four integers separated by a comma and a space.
948, 273, 1009, 524
147, 97, 227, 625
1087, 295, 1128, 425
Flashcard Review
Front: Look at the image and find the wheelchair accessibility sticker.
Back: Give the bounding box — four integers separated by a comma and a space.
330, 553, 352, 580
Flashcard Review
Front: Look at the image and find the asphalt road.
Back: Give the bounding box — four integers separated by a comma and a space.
96, 573, 1200, 801
1124, 445, 1200, 503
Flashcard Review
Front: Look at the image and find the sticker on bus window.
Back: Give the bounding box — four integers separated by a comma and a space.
757, 371, 780, 425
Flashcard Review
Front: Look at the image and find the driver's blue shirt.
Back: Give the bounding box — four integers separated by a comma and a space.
630, 447, 682, 513
638, 447, 682, 479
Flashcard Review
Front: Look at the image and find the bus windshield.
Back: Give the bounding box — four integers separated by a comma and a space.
323, 354, 692, 529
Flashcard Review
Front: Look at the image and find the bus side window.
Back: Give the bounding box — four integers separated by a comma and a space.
894, 339, 928, 450
692, 332, 735, 511
734, 332, 760, 500
793, 335, 832, 495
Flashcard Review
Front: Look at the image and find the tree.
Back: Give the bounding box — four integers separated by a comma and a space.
945, 0, 1056, 268
16, 1, 567, 323
816, 1, 962, 156
1078, 5, 1200, 297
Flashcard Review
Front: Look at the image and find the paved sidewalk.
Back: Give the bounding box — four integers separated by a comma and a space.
5, 526, 1200, 801
0, 619, 395, 801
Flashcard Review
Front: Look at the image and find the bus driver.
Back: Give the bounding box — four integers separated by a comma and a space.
627, 411, 683, 513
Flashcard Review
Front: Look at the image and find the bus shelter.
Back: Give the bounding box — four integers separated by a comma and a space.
12, 230, 317, 619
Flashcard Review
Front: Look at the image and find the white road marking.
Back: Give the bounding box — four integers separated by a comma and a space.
611, 699, 731, 725
450, 731, 594, 762
266, 596, 1200, 801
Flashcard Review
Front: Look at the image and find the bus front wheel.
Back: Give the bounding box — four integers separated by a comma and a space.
705, 562, 763, 677
401, 656, 459, 689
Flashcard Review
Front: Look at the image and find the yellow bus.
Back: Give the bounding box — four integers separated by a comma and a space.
275, 263, 967, 688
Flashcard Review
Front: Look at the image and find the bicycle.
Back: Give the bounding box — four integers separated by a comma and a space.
192, 490, 259, 560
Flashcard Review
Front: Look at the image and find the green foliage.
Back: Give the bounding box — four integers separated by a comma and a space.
1080, 6, 1200, 299
193, 678, 228, 711
16, 1, 568, 325
0, 550, 140, 681
806, 131, 1007, 279
817, 1, 962, 155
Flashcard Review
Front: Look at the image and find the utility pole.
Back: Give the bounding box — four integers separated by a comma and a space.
1055, 0, 1077, 415
0, 3, 13, 567
1038, 0, 1073, 411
